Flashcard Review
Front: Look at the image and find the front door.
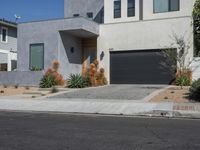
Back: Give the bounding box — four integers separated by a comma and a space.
82, 48, 97, 76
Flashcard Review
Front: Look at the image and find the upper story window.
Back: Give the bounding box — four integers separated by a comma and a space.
114, 0, 121, 18
94, 7, 104, 24
154, 0, 179, 13
87, 12, 93, 19
128, 0, 135, 17
73, 14, 80, 17
1, 27, 8, 43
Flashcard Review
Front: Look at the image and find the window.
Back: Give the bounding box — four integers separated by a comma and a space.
87, 12, 93, 18
11, 60, 17, 71
114, 0, 121, 18
128, 0, 135, 17
170, 0, 179, 11
94, 7, 104, 24
0, 64, 7, 71
154, 0, 179, 13
29, 43, 44, 70
73, 14, 80, 17
1, 27, 8, 43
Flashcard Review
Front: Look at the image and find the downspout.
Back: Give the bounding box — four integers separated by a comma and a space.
58, 31, 60, 63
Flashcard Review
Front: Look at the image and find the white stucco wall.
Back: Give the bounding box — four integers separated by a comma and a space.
104, 0, 140, 23
143, 0, 195, 20
98, 0, 195, 83
98, 17, 193, 83
104, 0, 195, 24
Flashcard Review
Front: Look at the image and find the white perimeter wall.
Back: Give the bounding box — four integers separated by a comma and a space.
190, 58, 200, 81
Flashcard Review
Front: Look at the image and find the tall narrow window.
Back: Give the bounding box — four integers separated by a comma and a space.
1, 27, 8, 43
114, 0, 121, 18
94, 7, 104, 24
170, 0, 179, 11
154, 0, 179, 13
29, 43, 44, 70
128, 0, 135, 17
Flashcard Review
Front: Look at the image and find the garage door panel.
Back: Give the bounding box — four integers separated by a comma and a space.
110, 50, 176, 84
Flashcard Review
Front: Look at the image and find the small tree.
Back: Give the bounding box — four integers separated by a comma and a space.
88, 59, 107, 87
193, 0, 200, 56
162, 34, 192, 88
163, 34, 191, 75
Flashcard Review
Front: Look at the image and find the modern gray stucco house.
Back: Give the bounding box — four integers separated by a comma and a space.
0, 19, 17, 71
18, 0, 197, 85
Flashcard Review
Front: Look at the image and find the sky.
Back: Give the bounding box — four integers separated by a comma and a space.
0, 0, 64, 23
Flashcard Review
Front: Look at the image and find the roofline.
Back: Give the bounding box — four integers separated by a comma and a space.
18, 16, 99, 25
19, 17, 64, 24
0, 19, 17, 28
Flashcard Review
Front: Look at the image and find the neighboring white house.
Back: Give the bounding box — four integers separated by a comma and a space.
17, 0, 198, 85
0, 19, 17, 71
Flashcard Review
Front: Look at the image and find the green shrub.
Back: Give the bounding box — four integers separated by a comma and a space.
40, 74, 57, 88
189, 79, 200, 101
67, 74, 90, 88
176, 75, 190, 87
30, 66, 42, 71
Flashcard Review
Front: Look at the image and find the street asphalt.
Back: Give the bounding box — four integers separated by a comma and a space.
0, 112, 200, 150
52, 84, 165, 100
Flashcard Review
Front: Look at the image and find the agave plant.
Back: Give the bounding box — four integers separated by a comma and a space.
175, 75, 190, 89
39, 74, 57, 88
67, 74, 90, 88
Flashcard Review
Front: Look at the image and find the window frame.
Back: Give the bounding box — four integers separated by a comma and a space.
1, 27, 8, 43
153, 0, 180, 14
114, 0, 121, 19
29, 43, 44, 70
127, 0, 135, 17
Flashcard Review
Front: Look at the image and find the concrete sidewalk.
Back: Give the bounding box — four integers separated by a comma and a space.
0, 98, 200, 119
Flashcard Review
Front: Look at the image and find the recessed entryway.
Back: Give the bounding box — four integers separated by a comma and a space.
82, 38, 97, 76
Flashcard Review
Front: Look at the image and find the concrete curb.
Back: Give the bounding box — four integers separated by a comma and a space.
0, 98, 199, 119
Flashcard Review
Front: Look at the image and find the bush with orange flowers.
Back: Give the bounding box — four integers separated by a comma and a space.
40, 61, 65, 88
52, 60, 60, 72
88, 59, 107, 87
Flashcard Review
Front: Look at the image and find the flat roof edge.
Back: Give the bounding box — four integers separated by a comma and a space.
0, 21, 17, 28
19, 16, 99, 25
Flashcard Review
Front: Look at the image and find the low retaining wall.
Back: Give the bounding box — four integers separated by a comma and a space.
0, 71, 43, 86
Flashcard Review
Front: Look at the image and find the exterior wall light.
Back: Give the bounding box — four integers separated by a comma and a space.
70, 47, 74, 53
100, 51, 105, 61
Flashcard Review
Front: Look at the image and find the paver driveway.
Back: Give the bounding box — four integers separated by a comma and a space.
52, 85, 166, 100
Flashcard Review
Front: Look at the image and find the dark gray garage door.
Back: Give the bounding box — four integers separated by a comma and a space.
110, 50, 176, 84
